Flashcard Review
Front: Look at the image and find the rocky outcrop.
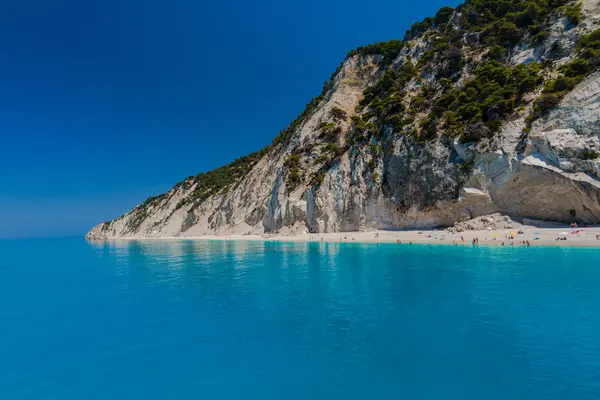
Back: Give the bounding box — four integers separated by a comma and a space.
86, 2, 600, 240
446, 213, 522, 233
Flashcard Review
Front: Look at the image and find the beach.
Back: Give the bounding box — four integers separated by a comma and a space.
114, 225, 600, 247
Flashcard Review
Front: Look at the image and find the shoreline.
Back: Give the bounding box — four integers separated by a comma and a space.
90, 226, 600, 248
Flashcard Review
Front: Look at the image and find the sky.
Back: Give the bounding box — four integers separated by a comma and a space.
0, 0, 459, 238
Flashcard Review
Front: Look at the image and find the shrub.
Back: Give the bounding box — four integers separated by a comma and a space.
577, 29, 600, 61
351, 115, 364, 125
330, 107, 347, 121
439, 78, 452, 88
434, 6, 454, 26
487, 45, 506, 60
309, 171, 326, 187
559, 58, 590, 78
482, 21, 523, 47
419, 117, 438, 140
462, 122, 492, 142
549, 42, 569, 62
458, 162, 473, 174
543, 76, 579, 93
354, 40, 404, 61
317, 121, 342, 141
405, 18, 433, 40
533, 30, 549, 43
580, 149, 599, 160
410, 94, 427, 112
531, 92, 563, 119
401, 61, 417, 76
283, 154, 302, 189
563, 3, 582, 25
578, 29, 600, 51
437, 45, 464, 78
322, 143, 343, 156
369, 143, 383, 157
514, 3, 540, 28
315, 154, 329, 164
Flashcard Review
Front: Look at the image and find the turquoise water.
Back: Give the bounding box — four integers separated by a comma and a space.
1, 238, 600, 399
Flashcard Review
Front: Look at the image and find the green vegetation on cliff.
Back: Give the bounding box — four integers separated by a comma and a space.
347, 40, 405, 62
530, 28, 600, 121
353, 0, 596, 145
125, 194, 167, 232
175, 149, 269, 210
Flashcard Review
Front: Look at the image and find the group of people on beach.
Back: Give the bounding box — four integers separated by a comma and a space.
502, 240, 531, 246
448, 236, 479, 245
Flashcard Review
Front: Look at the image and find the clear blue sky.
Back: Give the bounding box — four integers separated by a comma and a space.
0, 0, 459, 238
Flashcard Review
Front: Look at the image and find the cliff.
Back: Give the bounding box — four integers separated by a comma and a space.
87, 0, 600, 240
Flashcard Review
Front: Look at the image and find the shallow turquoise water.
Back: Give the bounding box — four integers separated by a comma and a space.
1, 238, 600, 399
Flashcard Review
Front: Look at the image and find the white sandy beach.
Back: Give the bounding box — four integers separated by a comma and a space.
115, 226, 600, 247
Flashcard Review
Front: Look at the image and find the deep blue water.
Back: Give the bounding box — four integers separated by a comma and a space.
1, 238, 600, 399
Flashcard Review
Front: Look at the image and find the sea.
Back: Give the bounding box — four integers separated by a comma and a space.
1, 237, 600, 399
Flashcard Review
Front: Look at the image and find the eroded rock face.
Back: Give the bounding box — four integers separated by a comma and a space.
86, 13, 600, 240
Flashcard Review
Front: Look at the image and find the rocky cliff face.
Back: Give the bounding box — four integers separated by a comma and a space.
87, 0, 600, 240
